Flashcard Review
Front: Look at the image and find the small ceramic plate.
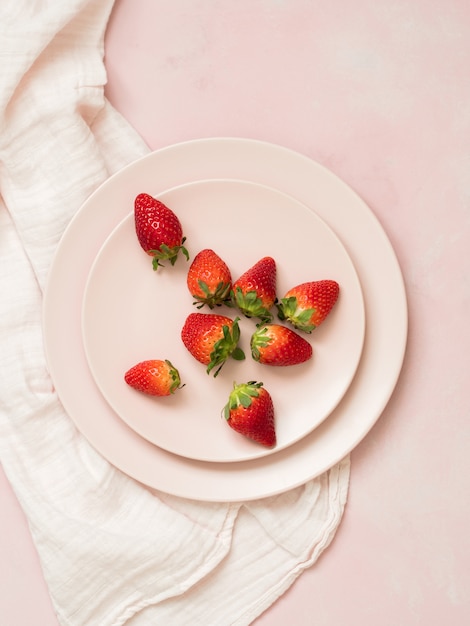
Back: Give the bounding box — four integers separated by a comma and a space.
82, 179, 365, 462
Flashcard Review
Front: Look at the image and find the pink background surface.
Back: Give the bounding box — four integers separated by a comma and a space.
1, 1, 469, 624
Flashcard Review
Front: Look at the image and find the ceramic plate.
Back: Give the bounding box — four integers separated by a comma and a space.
42, 137, 407, 501
81, 179, 365, 462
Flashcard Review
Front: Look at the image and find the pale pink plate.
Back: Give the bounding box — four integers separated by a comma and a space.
81, 179, 365, 462
42, 137, 407, 501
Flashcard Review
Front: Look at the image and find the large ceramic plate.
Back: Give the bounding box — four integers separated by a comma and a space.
81, 179, 365, 462
42, 137, 407, 501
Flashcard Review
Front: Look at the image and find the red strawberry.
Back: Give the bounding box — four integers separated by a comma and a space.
181, 312, 245, 377
231, 256, 276, 323
134, 193, 189, 270
250, 324, 313, 366
187, 248, 232, 309
124, 359, 184, 396
223, 381, 276, 447
276, 280, 339, 333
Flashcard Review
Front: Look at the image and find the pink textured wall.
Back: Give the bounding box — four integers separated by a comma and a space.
1, 1, 469, 624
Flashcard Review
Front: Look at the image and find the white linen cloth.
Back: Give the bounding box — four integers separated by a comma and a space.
0, 1, 350, 624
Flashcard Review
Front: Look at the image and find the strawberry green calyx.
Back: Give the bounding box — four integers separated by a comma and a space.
193, 279, 232, 309
231, 287, 273, 323
277, 296, 317, 333
208, 317, 245, 377
165, 360, 185, 394
250, 325, 272, 361
150, 237, 189, 271
223, 381, 262, 420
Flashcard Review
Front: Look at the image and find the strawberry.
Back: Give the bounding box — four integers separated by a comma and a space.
187, 248, 232, 309
181, 312, 245, 376
250, 324, 313, 366
134, 193, 189, 270
222, 381, 276, 447
124, 359, 184, 396
230, 256, 276, 323
276, 280, 339, 333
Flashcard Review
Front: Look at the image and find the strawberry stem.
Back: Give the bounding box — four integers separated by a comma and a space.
250, 325, 272, 362
207, 317, 246, 377
276, 297, 317, 333
222, 381, 263, 419
165, 360, 185, 394
231, 287, 273, 323
192, 279, 232, 309
150, 237, 189, 271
